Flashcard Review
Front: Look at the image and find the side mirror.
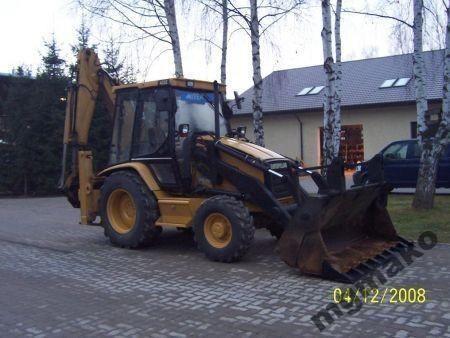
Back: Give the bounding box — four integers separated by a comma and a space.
234, 91, 244, 110
178, 124, 190, 137
236, 126, 246, 138
222, 100, 233, 119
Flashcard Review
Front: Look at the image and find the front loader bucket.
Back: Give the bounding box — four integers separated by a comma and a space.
278, 157, 412, 283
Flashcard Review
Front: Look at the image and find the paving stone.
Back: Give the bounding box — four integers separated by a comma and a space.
0, 197, 449, 336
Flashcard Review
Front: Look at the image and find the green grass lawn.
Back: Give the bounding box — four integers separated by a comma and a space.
388, 194, 450, 243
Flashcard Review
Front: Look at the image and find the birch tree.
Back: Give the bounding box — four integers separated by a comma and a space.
342, 1, 446, 54
412, 0, 450, 209
321, 0, 341, 168
164, 0, 183, 77
249, 0, 265, 146
333, 0, 342, 154
220, 0, 228, 84
195, 0, 230, 84
226, 0, 303, 146
79, 0, 184, 77
341, 1, 448, 209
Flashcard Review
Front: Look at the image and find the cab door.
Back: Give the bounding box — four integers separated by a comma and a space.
109, 89, 138, 165
131, 88, 184, 192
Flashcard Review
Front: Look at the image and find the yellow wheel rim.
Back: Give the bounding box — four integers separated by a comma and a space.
107, 189, 136, 234
204, 213, 232, 248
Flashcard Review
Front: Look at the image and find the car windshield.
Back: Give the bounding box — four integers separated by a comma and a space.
174, 89, 228, 136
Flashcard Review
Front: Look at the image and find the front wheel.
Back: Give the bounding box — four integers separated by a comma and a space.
100, 171, 161, 248
193, 195, 254, 262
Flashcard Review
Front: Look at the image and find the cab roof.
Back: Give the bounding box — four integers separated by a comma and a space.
113, 78, 226, 94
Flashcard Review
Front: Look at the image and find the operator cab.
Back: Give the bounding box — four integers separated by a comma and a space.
109, 79, 230, 193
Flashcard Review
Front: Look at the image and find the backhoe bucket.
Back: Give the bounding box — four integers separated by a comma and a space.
278, 158, 412, 283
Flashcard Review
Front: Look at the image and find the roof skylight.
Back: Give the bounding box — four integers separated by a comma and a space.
380, 79, 397, 88
296, 86, 324, 96
394, 77, 410, 87
309, 86, 325, 94
380, 77, 411, 88
296, 87, 313, 96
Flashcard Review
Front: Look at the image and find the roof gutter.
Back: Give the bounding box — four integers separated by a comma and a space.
233, 98, 443, 117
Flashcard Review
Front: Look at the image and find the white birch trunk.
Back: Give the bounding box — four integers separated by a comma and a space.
321, 0, 336, 167
250, 0, 265, 147
333, 0, 342, 158
220, 0, 228, 85
440, 4, 450, 143
412, 0, 450, 209
164, 0, 183, 78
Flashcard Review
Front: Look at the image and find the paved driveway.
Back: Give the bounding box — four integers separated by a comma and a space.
0, 197, 449, 337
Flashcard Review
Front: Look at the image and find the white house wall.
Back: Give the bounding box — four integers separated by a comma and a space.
230, 104, 437, 166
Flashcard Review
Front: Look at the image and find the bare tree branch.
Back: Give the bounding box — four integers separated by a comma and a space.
341, 8, 413, 28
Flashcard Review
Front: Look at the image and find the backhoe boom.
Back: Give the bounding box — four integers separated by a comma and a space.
60, 49, 117, 223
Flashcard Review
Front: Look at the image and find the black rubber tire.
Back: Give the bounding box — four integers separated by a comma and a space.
100, 171, 161, 248
193, 195, 254, 262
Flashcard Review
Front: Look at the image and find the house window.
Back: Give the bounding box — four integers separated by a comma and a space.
319, 124, 364, 167
410, 121, 418, 138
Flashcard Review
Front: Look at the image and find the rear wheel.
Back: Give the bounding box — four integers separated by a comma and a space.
100, 171, 161, 248
193, 195, 254, 262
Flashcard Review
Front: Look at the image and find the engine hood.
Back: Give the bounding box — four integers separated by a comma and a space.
219, 137, 287, 162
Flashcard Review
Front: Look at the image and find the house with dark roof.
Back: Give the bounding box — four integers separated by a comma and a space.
231, 49, 444, 166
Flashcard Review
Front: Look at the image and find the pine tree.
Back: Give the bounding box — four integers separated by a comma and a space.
30, 36, 68, 194
40, 34, 66, 79
0, 74, 35, 194
12, 65, 32, 77
71, 18, 94, 55
70, 18, 97, 75
102, 37, 135, 84
1, 36, 68, 195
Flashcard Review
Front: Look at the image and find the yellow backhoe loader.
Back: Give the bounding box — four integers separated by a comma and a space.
61, 49, 412, 283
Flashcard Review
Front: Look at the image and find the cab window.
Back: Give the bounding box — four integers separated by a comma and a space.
174, 89, 227, 136
132, 90, 170, 157
110, 90, 138, 164
383, 142, 408, 160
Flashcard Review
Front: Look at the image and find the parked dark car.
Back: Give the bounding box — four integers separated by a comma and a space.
354, 139, 450, 188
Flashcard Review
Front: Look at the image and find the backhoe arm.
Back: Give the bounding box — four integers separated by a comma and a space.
60, 48, 118, 224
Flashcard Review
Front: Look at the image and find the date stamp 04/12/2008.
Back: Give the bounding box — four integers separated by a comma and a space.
311, 231, 438, 332
332, 287, 427, 304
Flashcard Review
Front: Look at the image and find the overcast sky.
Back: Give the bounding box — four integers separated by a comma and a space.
0, 0, 430, 94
